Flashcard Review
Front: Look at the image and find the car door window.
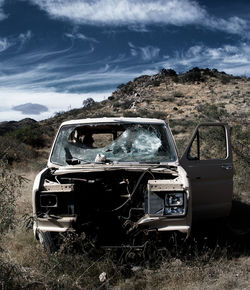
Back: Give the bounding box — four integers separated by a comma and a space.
188, 125, 227, 160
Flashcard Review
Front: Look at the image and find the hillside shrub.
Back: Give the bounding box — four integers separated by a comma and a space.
160, 68, 177, 77
196, 103, 229, 121
0, 157, 24, 288
119, 100, 135, 110
152, 80, 161, 87
117, 83, 125, 90
172, 76, 179, 83
148, 111, 166, 119
183, 67, 203, 82
136, 109, 166, 119
0, 136, 37, 164
160, 96, 175, 102
119, 81, 135, 95
203, 68, 216, 77
173, 91, 184, 98
221, 75, 231, 84
82, 98, 95, 108
0, 160, 22, 236
7, 125, 45, 148
123, 111, 139, 117
231, 123, 250, 198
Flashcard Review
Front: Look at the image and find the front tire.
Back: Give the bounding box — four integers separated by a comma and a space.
38, 231, 58, 253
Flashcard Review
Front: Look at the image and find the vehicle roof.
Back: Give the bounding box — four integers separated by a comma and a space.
60, 117, 167, 126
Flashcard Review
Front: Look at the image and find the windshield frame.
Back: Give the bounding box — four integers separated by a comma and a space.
48, 121, 178, 167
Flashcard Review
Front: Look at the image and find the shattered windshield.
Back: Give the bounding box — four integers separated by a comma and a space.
50, 123, 177, 165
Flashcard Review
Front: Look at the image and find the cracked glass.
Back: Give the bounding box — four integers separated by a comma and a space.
50, 123, 177, 165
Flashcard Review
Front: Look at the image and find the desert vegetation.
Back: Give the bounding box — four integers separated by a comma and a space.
0, 68, 249, 289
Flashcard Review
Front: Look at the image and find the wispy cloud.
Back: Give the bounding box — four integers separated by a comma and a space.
1, 40, 250, 100
0, 31, 33, 54
18, 30, 32, 46
29, 0, 249, 37
0, 0, 6, 21
0, 37, 11, 52
65, 32, 99, 43
205, 16, 250, 39
0, 45, 131, 121
128, 25, 150, 33
129, 42, 160, 61
163, 42, 250, 75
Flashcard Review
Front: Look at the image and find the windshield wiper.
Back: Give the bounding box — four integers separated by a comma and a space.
138, 162, 177, 171
66, 158, 81, 165
66, 157, 93, 165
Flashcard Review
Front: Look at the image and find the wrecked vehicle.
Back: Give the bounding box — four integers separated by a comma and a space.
32, 118, 233, 250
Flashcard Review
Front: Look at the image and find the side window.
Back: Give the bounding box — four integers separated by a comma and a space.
188, 125, 227, 160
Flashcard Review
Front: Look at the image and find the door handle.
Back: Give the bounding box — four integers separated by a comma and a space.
221, 165, 232, 170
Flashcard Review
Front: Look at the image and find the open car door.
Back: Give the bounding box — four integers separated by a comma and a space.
180, 123, 233, 220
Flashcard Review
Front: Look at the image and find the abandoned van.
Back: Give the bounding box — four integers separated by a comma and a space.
32, 117, 233, 250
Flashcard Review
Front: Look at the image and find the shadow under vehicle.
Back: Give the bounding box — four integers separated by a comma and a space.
32, 117, 233, 251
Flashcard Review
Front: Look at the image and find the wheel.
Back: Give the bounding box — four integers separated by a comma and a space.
38, 231, 58, 253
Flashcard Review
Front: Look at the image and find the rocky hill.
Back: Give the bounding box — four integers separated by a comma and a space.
1, 67, 249, 139
35, 67, 249, 155
0, 68, 249, 200
1, 67, 249, 150
0, 118, 37, 136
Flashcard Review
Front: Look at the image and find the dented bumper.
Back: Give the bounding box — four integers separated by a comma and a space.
34, 216, 77, 232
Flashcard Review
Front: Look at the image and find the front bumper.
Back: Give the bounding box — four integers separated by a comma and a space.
34, 214, 190, 236
34, 216, 77, 233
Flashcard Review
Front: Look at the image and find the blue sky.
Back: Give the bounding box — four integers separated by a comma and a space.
0, 0, 250, 121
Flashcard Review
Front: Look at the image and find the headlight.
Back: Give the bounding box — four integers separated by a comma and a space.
166, 193, 184, 206
164, 192, 186, 216
40, 194, 58, 207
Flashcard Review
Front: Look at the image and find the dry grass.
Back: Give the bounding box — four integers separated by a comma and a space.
2, 222, 249, 289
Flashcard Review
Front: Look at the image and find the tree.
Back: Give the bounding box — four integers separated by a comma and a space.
82, 98, 95, 108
